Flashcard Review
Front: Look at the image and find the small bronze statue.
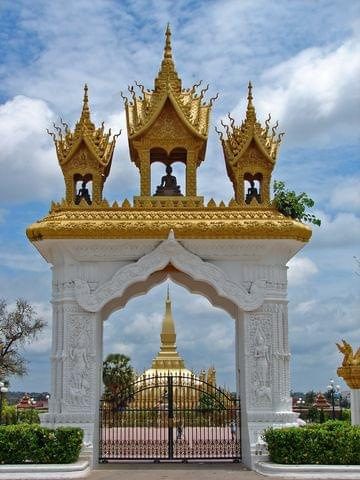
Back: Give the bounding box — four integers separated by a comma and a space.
154, 165, 182, 196
75, 181, 92, 205
245, 180, 261, 204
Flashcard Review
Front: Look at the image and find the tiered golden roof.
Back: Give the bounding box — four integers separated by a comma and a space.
219, 82, 283, 166
124, 24, 216, 168
217, 82, 284, 205
49, 85, 119, 175
26, 26, 312, 244
47, 85, 120, 205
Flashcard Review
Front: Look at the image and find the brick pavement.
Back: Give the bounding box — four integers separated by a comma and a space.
84, 463, 305, 480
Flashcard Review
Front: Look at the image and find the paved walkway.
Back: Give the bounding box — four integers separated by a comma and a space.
85, 463, 303, 479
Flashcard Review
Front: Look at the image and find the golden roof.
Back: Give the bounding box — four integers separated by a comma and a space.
47, 84, 120, 176
218, 82, 284, 169
124, 24, 216, 164
26, 202, 311, 242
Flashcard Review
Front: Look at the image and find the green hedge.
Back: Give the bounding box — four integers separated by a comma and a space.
264, 421, 360, 465
0, 424, 83, 464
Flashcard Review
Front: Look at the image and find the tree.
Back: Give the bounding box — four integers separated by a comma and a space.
273, 180, 321, 226
102, 353, 135, 402
0, 299, 45, 379
304, 390, 317, 405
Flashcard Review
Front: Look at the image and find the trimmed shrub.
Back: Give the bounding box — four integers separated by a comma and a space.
264, 421, 360, 465
0, 424, 83, 464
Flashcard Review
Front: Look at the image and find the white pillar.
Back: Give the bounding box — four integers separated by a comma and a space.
351, 389, 360, 425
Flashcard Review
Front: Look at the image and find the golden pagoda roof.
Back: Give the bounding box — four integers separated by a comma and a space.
218, 82, 284, 169
124, 25, 216, 145
47, 84, 120, 175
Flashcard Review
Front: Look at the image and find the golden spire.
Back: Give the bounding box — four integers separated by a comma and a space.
164, 23, 172, 60
151, 286, 185, 369
155, 23, 181, 92
246, 81, 256, 122
160, 285, 176, 346
77, 83, 95, 131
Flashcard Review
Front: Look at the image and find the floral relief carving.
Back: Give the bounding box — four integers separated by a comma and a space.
75, 231, 266, 313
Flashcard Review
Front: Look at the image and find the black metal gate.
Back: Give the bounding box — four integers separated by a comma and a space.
99, 374, 241, 462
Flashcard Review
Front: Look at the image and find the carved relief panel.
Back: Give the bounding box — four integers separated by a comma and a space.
62, 305, 97, 413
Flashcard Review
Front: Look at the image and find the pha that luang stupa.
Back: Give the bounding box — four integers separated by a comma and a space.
131, 288, 221, 409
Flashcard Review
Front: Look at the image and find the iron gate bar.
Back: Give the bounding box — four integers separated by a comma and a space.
99, 373, 241, 462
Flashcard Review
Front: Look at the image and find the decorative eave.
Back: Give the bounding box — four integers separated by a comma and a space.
123, 25, 217, 160
26, 204, 312, 242
217, 82, 284, 167
48, 84, 120, 175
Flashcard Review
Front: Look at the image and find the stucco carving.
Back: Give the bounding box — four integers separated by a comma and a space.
63, 312, 95, 409
75, 231, 266, 313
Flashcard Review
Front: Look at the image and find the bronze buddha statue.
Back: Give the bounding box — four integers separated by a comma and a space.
154, 165, 182, 196
75, 181, 92, 205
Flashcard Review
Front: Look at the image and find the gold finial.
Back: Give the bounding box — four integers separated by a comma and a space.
164, 23, 172, 60
246, 81, 256, 120
166, 284, 170, 301
80, 83, 91, 123
247, 81, 253, 104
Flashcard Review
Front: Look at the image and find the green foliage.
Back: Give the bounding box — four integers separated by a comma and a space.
306, 406, 319, 423
273, 180, 321, 226
198, 393, 225, 411
1, 405, 40, 425
0, 299, 46, 378
102, 353, 135, 403
319, 408, 325, 423
264, 421, 360, 465
0, 424, 83, 464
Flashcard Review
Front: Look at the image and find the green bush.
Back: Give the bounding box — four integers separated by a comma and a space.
1, 406, 40, 425
264, 421, 360, 465
0, 424, 83, 464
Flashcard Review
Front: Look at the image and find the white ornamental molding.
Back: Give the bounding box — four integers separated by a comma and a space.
75, 230, 266, 313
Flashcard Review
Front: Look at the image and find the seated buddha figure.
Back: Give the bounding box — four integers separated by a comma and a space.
154, 165, 182, 196
245, 180, 261, 204
75, 181, 92, 205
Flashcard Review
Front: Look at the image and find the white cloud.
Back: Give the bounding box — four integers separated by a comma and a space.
287, 257, 318, 286
0, 250, 48, 272
330, 178, 360, 211
0, 95, 61, 203
234, 34, 360, 148
22, 301, 52, 354
311, 211, 360, 248
294, 299, 316, 314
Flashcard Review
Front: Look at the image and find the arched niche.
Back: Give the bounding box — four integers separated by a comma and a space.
244, 172, 263, 204
101, 264, 238, 322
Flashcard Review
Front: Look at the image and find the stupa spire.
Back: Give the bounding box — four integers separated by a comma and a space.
151, 286, 185, 369
160, 286, 176, 347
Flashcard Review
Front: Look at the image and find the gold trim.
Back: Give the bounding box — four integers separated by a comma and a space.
27, 205, 312, 242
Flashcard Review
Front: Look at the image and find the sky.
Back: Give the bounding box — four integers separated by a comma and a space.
0, 0, 359, 394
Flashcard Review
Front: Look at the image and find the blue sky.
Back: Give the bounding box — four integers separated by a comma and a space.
0, 0, 359, 394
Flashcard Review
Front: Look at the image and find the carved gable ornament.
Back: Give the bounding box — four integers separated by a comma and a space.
75, 231, 266, 313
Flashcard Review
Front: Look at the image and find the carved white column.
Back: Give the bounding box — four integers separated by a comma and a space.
351, 389, 360, 425
244, 301, 297, 449
41, 294, 101, 446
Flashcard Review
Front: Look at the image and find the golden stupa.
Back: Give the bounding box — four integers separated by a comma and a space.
131, 288, 220, 409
